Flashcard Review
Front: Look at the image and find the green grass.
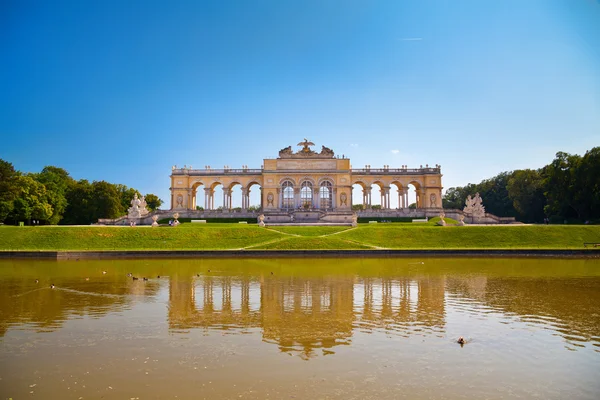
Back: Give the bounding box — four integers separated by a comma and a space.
338, 224, 600, 249
0, 224, 599, 251
265, 226, 351, 236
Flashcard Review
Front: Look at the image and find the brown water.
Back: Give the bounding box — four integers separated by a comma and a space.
0, 257, 599, 400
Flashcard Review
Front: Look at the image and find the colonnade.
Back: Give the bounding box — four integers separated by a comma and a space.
359, 186, 425, 209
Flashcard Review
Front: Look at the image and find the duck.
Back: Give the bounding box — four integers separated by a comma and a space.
157, 275, 161, 279
127, 273, 133, 277
85, 277, 90, 281
132, 277, 139, 281
50, 284, 55, 289
143, 277, 148, 281
102, 271, 107, 274
35, 279, 39, 284
457, 336, 466, 345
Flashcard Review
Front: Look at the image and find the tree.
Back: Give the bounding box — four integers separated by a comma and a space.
507, 169, 546, 222
0, 159, 20, 223
7, 175, 53, 224
144, 193, 163, 211
90, 181, 123, 221
543, 151, 583, 221
31, 166, 74, 224
62, 180, 93, 225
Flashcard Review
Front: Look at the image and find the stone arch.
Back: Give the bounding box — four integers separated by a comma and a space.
352, 181, 370, 209
370, 181, 386, 208
407, 180, 423, 209
281, 180, 295, 210
298, 176, 316, 186
318, 176, 335, 186
191, 181, 206, 210
245, 181, 262, 210
278, 177, 296, 186
390, 181, 405, 209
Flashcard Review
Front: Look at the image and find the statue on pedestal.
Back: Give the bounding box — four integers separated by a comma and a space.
437, 212, 446, 226
128, 193, 149, 220
258, 214, 265, 227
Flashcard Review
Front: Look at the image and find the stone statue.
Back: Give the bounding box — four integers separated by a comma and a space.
151, 215, 159, 227
267, 192, 274, 206
172, 212, 180, 226
176, 194, 183, 208
457, 214, 466, 226
320, 145, 335, 157
127, 193, 149, 219
278, 146, 293, 157
258, 214, 265, 227
463, 195, 473, 214
430, 193, 438, 208
472, 192, 485, 218
297, 138, 316, 155
351, 213, 358, 227
437, 212, 446, 226
340, 192, 347, 206
463, 193, 485, 219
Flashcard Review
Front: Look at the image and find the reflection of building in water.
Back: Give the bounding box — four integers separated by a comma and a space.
261, 276, 354, 359
167, 274, 448, 356
355, 277, 446, 333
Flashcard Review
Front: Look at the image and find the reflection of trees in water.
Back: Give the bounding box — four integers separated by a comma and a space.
168, 274, 447, 357
446, 276, 600, 347
0, 276, 159, 337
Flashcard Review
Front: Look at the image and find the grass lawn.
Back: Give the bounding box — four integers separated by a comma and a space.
0, 223, 599, 251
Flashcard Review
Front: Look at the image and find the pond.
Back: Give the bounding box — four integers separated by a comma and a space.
1, 257, 599, 399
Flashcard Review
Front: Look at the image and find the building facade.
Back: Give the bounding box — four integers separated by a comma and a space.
169, 140, 443, 213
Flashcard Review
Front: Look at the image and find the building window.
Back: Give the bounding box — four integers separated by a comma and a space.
300, 181, 312, 208
282, 181, 294, 209
320, 181, 332, 209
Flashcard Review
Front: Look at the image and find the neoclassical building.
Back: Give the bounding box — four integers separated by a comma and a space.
170, 140, 443, 217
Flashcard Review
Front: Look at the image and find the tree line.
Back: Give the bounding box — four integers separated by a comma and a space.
442, 147, 600, 223
0, 159, 163, 225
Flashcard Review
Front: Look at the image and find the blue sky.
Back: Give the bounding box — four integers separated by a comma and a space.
1, 0, 599, 208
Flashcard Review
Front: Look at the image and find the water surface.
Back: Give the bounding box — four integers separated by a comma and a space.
1, 257, 599, 399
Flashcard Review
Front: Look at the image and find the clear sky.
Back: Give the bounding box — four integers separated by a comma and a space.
1, 0, 599, 208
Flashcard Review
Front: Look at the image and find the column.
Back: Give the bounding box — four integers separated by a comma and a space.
314, 188, 320, 209
295, 188, 301, 209
241, 188, 248, 210
204, 188, 210, 210
398, 188, 402, 209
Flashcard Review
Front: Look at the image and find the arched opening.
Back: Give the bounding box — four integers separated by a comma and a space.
370, 183, 384, 210
319, 181, 333, 210
228, 183, 242, 211
247, 182, 262, 211
390, 182, 403, 209
407, 181, 421, 209
300, 181, 313, 208
192, 182, 205, 210
210, 182, 224, 210
281, 180, 294, 210
352, 182, 368, 210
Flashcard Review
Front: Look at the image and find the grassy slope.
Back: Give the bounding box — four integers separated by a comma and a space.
338, 224, 600, 249
0, 224, 599, 251
0, 225, 282, 250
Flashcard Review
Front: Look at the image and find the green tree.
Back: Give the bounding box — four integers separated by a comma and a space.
7, 175, 53, 224
0, 159, 20, 222
507, 169, 546, 222
577, 147, 600, 221
543, 151, 583, 221
144, 193, 163, 211
115, 184, 138, 216
62, 180, 94, 225
90, 181, 123, 221
31, 166, 74, 224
